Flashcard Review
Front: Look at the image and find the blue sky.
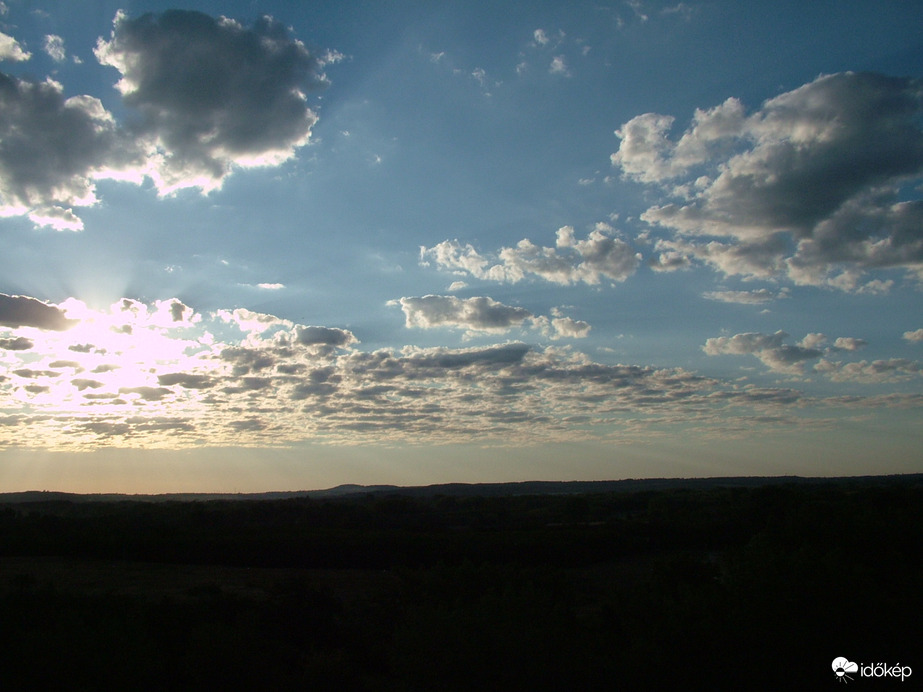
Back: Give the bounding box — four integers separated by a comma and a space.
0, 1, 921, 492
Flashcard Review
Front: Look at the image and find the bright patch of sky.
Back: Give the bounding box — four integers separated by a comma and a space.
0, 1, 921, 491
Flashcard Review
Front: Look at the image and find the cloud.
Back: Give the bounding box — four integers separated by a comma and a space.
816, 358, 923, 383
702, 288, 785, 304
293, 326, 357, 348
422, 224, 640, 286
0, 10, 336, 229
832, 337, 867, 351
903, 328, 923, 343
549, 56, 569, 77
705, 330, 888, 377
613, 72, 923, 289
0, 293, 78, 330
1, 296, 915, 450
396, 295, 533, 334
95, 10, 328, 194
0, 336, 33, 350
0, 74, 133, 228
43, 34, 66, 62
704, 330, 824, 374
0, 31, 30, 61
548, 315, 591, 340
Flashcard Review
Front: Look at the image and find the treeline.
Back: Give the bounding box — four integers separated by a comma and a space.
1, 478, 921, 689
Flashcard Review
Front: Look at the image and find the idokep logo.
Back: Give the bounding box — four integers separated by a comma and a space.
833, 658, 859, 683
832, 657, 913, 683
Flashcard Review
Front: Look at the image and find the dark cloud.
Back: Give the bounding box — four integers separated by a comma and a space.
95, 10, 329, 191
119, 386, 172, 401
403, 343, 531, 370
220, 346, 277, 375
157, 373, 215, 389
0, 336, 33, 350
169, 300, 189, 322
0, 293, 78, 330
704, 331, 834, 374
228, 418, 266, 432
72, 378, 105, 391
49, 360, 81, 369
615, 73, 923, 289
294, 326, 357, 348
398, 295, 533, 333
0, 73, 133, 229
13, 369, 61, 378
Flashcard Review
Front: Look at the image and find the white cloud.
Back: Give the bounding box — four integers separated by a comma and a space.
549, 55, 569, 77
422, 224, 640, 286
903, 328, 923, 343
832, 337, 867, 351
43, 34, 66, 62
615, 73, 923, 290
0, 31, 30, 61
549, 315, 591, 340
702, 288, 784, 305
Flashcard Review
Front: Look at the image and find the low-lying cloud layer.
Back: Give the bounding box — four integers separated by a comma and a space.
613, 72, 923, 291
1, 295, 920, 451
0, 10, 335, 229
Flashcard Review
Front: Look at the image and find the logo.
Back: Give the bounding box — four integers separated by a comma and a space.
832, 657, 912, 683
833, 658, 858, 683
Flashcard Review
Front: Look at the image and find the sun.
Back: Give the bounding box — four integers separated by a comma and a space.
2, 298, 215, 419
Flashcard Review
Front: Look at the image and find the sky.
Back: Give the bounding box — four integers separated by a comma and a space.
0, 0, 921, 493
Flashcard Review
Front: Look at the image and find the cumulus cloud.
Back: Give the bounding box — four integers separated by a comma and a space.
547, 315, 591, 340
613, 72, 923, 289
422, 224, 640, 285
0, 31, 30, 61
0, 10, 334, 229
0, 293, 78, 330
832, 337, 867, 351
704, 330, 886, 377
0, 74, 134, 229
704, 330, 824, 374
95, 9, 328, 194
396, 295, 533, 334
293, 326, 357, 348
903, 328, 923, 343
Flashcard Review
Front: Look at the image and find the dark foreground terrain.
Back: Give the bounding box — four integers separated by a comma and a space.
1, 475, 921, 690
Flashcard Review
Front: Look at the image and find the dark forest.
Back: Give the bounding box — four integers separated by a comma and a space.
1, 475, 920, 690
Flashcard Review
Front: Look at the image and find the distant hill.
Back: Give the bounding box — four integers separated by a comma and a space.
1, 473, 920, 504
